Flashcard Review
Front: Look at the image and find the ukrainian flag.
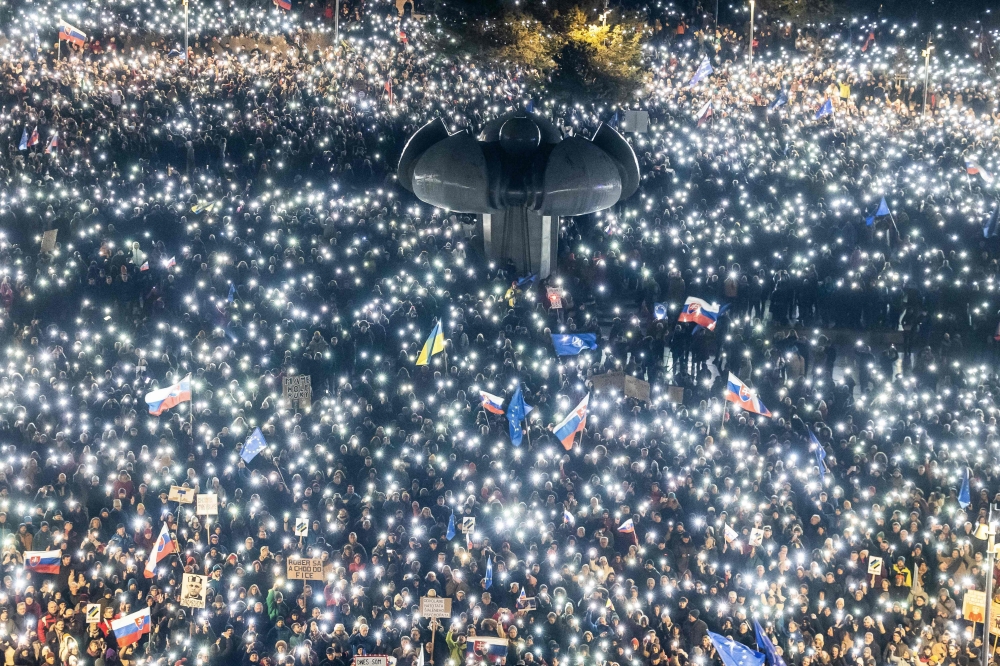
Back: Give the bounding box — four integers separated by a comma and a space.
415, 321, 446, 366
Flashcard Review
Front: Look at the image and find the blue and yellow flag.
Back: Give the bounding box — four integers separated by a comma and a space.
415, 321, 446, 366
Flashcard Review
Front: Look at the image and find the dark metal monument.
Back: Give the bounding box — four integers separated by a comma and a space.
397, 110, 640, 279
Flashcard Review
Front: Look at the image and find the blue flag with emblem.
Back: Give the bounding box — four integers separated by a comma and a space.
19, 128, 27, 151
484, 555, 493, 589
875, 197, 890, 217
768, 89, 788, 110
814, 98, 833, 119
753, 620, 787, 666
506, 385, 533, 446
241, 427, 268, 463
551, 333, 598, 356
446, 512, 456, 540
710, 632, 765, 666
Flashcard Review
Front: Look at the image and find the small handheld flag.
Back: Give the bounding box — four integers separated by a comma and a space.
967, 159, 993, 184
959, 467, 971, 509
484, 555, 493, 589
506, 385, 533, 447
18, 128, 27, 151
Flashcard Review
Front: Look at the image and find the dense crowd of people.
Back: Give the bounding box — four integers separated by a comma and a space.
2, 2, 1000, 666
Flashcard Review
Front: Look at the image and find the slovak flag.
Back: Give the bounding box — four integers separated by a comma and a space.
480, 390, 505, 415
724, 372, 772, 417
164, 256, 177, 269
967, 159, 993, 184
58, 21, 87, 46
276, 0, 291, 9
696, 101, 713, 127
677, 297, 723, 330
44, 134, 59, 154
24, 550, 61, 574
28, 127, 39, 147
144, 373, 192, 416
144, 523, 175, 578
139, 261, 149, 271
618, 519, 635, 534
111, 608, 151, 647
553, 394, 589, 451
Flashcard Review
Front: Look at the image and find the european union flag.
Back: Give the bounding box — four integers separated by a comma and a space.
959, 467, 971, 508
709, 632, 765, 666
809, 429, 826, 483
506, 385, 533, 447
688, 56, 714, 87
228, 283, 236, 303
241, 427, 267, 463
768, 89, 788, 110
753, 620, 787, 666
814, 99, 833, 119
653, 303, 668, 320
551, 333, 598, 356
19, 128, 27, 152
484, 555, 493, 589
446, 512, 456, 540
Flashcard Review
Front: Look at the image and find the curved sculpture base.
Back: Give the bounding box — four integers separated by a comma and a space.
478, 210, 557, 280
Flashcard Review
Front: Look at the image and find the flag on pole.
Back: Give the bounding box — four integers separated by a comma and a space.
709, 632, 766, 666
959, 467, 971, 508
967, 159, 993, 184
677, 297, 724, 330
479, 391, 505, 415
506, 385, 533, 447
809, 429, 827, 483
28, 127, 39, 147
416, 321, 446, 366
44, 134, 59, 154
814, 98, 833, 120
57, 20, 87, 46
144, 523, 176, 578
724, 373, 772, 417
696, 101, 713, 126
484, 555, 493, 589
553, 394, 589, 451
753, 620, 788, 666
768, 89, 788, 110
144, 374, 192, 416
18, 128, 27, 151
446, 512, 456, 540
687, 56, 714, 87
241, 428, 268, 462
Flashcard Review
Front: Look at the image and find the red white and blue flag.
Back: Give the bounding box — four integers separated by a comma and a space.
466, 636, 508, 663
44, 134, 59, 154
276, 0, 292, 9
24, 550, 61, 574
144, 373, 192, 416
58, 21, 87, 46
967, 159, 993, 184
111, 608, 151, 647
553, 394, 589, 451
480, 390, 505, 415
144, 523, 176, 578
677, 297, 723, 330
724, 372, 772, 417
